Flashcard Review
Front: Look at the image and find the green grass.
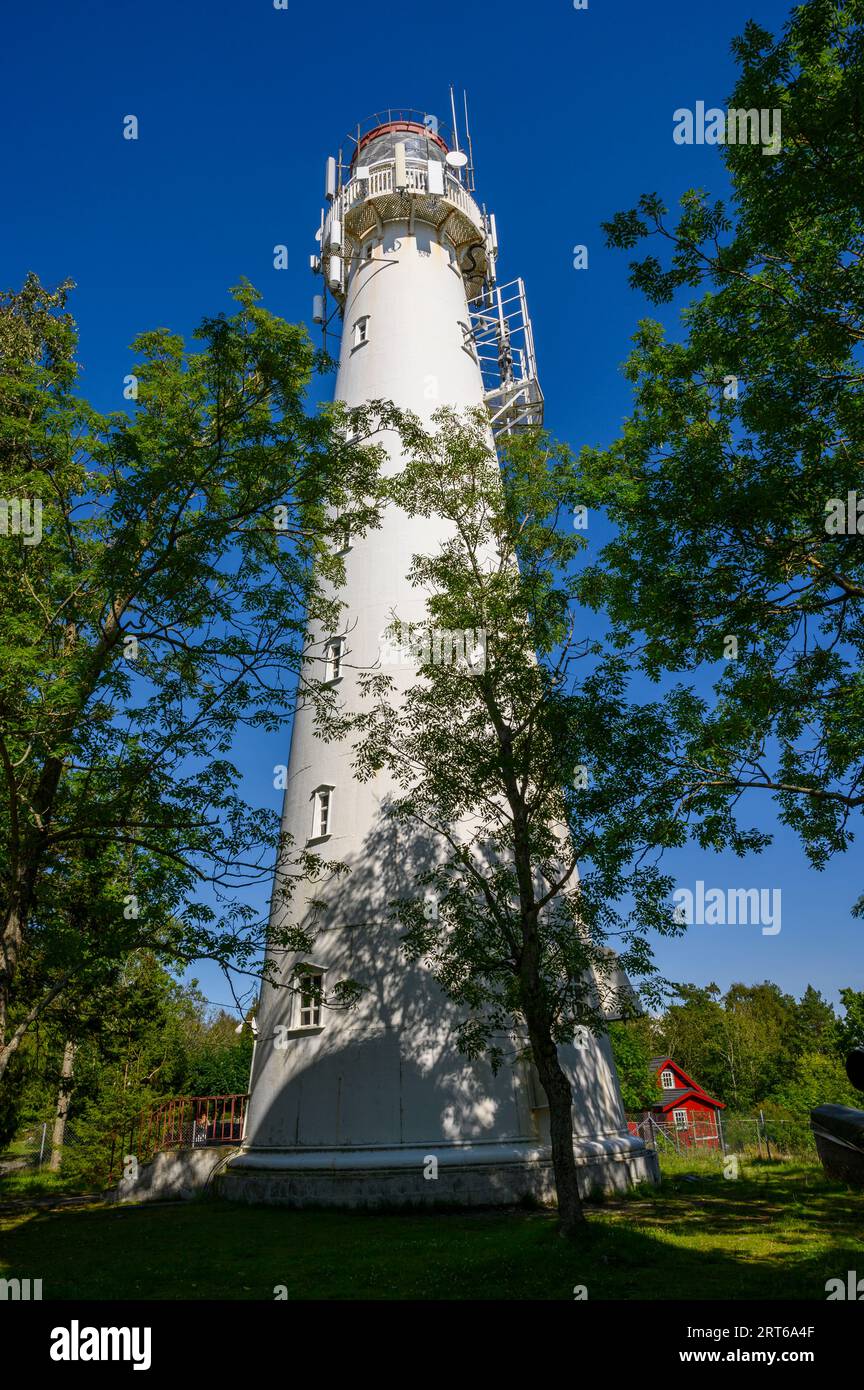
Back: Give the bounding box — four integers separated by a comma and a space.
0, 1156, 859, 1300
0, 1167, 94, 1199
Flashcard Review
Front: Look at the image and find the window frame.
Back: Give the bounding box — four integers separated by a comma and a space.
673, 1108, 689, 1130
297, 969, 324, 1030
295, 967, 326, 1034
352, 316, 370, 349
660, 1069, 675, 1090
324, 636, 344, 684
309, 784, 334, 843
334, 516, 352, 555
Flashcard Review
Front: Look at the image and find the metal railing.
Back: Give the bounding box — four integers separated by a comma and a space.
107, 1093, 248, 1183
335, 159, 484, 234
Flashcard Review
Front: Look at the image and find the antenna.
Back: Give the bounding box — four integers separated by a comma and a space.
463, 89, 476, 192
449, 85, 460, 152
449, 84, 466, 182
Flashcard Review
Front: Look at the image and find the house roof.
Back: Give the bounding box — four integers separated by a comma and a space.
652, 1088, 725, 1113
648, 1055, 725, 1109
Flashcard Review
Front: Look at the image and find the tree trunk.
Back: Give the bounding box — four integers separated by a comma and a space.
49, 1039, 77, 1172
530, 1029, 585, 1236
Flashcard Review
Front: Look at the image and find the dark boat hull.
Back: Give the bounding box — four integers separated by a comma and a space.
811, 1104, 864, 1186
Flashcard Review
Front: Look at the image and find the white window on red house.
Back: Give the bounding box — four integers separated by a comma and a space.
673, 1108, 688, 1130
660, 1069, 675, 1090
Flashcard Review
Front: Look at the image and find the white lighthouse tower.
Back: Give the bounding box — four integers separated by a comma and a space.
224, 104, 658, 1206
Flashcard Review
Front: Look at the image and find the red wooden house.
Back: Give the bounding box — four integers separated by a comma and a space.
629, 1056, 726, 1149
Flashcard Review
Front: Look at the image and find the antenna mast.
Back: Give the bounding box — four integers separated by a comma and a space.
463, 89, 476, 192
449, 84, 464, 182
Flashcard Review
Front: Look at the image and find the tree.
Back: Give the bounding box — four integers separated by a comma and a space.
836, 987, 864, 1055
607, 1019, 660, 1111
770, 1050, 860, 1116
6, 952, 255, 1182
0, 274, 388, 1077
659, 984, 730, 1100
579, 0, 864, 895
48, 1038, 76, 1172
791, 984, 837, 1056
722, 981, 797, 1108
339, 409, 700, 1236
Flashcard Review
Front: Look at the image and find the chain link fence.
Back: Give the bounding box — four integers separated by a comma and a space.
0, 1118, 86, 1176
629, 1111, 817, 1160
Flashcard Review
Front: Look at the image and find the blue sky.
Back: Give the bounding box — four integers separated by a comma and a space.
2, 0, 860, 1015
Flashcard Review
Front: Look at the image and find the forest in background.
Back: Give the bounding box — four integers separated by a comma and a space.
609, 981, 863, 1121
0, 953, 254, 1183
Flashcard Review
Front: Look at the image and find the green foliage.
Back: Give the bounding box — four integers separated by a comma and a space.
0, 274, 386, 1074
653, 978, 861, 1119
836, 987, 864, 1053
607, 1020, 658, 1110
3, 952, 254, 1182
769, 1050, 860, 1116
580, 0, 864, 891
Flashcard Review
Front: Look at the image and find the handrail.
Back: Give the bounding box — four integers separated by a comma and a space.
107, 1092, 249, 1184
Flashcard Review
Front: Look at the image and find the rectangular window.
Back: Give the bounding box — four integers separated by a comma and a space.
299, 971, 323, 1029
335, 518, 351, 553
325, 637, 343, 683
660, 1069, 675, 1090
673, 1109, 688, 1130
353, 316, 369, 348
311, 786, 333, 840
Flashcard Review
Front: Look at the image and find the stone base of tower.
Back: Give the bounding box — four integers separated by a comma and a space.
218, 1135, 658, 1210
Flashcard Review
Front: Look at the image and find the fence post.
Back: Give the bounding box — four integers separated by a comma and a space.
760, 1110, 772, 1161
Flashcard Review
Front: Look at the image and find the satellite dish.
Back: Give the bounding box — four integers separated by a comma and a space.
446, 150, 468, 168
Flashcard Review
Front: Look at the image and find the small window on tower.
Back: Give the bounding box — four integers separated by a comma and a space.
334, 516, 351, 554
297, 970, 324, 1029
660, 1069, 675, 1090
353, 316, 369, 348
324, 637, 344, 684
310, 785, 334, 841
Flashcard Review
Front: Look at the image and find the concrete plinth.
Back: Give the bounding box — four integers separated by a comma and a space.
219, 1137, 658, 1209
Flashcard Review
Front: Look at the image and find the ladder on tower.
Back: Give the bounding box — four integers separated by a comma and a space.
466, 277, 544, 437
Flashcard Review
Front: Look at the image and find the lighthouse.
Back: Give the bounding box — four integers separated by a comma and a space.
224, 103, 658, 1206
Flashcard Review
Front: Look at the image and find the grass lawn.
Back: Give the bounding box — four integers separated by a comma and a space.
0, 1155, 859, 1300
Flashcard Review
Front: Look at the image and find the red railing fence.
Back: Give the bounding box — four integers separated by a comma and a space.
107, 1093, 248, 1184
